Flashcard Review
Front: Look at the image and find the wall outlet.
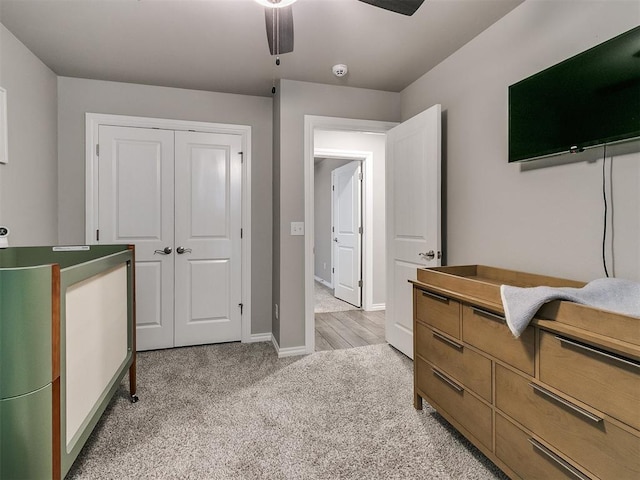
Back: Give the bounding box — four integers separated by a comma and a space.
290, 221, 304, 236
274, 303, 279, 320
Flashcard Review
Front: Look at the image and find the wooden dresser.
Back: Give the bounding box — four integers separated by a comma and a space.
411, 265, 640, 480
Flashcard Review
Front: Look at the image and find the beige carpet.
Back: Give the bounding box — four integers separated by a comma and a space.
315, 280, 359, 313
67, 343, 507, 479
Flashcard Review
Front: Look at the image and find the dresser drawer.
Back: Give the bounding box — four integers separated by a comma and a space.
496, 414, 585, 480
496, 364, 640, 480
416, 357, 492, 449
462, 305, 534, 375
415, 322, 491, 401
415, 288, 460, 339
539, 330, 640, 431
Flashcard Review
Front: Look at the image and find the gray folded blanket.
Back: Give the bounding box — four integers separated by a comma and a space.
500, 278, 640, 338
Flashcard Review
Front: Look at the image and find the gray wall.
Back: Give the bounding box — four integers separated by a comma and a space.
0, 24, 58, 245
57, 77, 273, 335
314, 130, 387, 306
401, 1, 640, 282
274, 79, 400, 348
314, 157, 352, 285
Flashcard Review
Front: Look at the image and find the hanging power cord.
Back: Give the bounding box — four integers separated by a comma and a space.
602, 144, 610, 277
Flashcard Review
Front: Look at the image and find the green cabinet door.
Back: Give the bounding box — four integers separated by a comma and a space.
0, 267, 53, 399
0, 384, 53, 479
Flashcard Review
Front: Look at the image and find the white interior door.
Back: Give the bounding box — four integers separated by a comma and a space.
174, 131, 243, 347
97, 125, 175, 350
332, 161, 362, 307
385, 104, 441, 358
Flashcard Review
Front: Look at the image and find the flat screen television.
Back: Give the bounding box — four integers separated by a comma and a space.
509, 26, 640, 163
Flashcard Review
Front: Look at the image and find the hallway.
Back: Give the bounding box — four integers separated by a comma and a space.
314, 310, 386, 352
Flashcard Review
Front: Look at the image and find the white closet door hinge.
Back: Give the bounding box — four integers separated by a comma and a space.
96, 144, 99, 157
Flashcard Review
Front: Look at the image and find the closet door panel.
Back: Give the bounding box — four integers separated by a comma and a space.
174, 131, 243, 347
98, 125, 175, 350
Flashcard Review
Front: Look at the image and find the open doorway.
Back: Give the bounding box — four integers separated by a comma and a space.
305, 119, 398, 353
314, 156, 361, 311
314, 154, 384, 352
304, 108, 443, 357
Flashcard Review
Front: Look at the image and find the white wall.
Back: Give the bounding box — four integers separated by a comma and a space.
0, 24, 58, 245
401, 1, 640, 282
274, 79, 400, 348
314, 130, 387, 305
57, 77, 273, 335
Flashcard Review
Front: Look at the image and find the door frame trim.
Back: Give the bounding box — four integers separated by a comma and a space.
85, 113, 253, 344
304, 116, 398, 354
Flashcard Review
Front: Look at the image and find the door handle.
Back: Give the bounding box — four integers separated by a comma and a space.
419, 250, 441, 260
333, 238, 338, 243
176, 246, 192, 254
154, 247, 172, 255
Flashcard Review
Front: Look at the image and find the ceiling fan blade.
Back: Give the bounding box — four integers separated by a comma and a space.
265, 5, 294, 55
358, 0, 425, 16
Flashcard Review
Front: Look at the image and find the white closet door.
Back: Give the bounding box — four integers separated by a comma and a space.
173, 131, 243, 347
332, 161, 362, 307
97, 125, 175, 350
385, 104, 441, 358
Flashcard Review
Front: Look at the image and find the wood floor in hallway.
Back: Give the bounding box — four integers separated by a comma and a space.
314, 310, 386, 351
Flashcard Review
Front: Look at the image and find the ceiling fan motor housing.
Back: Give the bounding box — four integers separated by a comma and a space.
332, 64, 348, 77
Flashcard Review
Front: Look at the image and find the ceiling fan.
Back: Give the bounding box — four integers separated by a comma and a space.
256, 0, 426, 56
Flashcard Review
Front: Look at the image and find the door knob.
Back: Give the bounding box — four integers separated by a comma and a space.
419, 250, 436, 260
154, 247, 172, 255
333, 238, 338, 243
176, 246, 192, 254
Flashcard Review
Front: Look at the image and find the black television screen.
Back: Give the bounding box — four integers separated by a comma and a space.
509, 26, 640, 163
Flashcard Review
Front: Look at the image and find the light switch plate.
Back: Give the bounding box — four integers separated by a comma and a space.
290, 222, 304, 236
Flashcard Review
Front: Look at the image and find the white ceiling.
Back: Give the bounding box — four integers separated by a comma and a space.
0, 0, 523, 97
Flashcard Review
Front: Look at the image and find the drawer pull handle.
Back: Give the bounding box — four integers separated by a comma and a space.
472, 307, 506, 323
555, 335, 640, 369
421, 290, 449, 303
432, 368, 464, 393
528, 438, 592, 480
432, 331, 463, 350
529, 383, 602, 423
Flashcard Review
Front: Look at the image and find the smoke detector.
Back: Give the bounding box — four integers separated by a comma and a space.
332, 64, 348, 77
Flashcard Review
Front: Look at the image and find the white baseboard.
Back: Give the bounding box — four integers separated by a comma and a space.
248, 332, 272, 343
365, 303, 385, 312
271, 334, 308, 358
314, 275, 333, 289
